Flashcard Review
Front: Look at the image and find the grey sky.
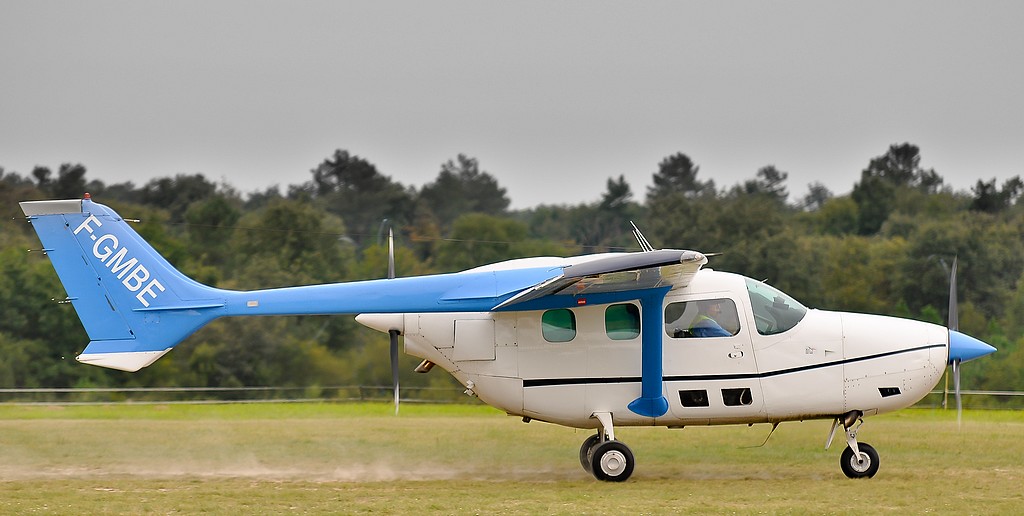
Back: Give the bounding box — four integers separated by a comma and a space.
2, 1, 1023, 208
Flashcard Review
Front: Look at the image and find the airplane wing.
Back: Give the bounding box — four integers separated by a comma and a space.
493, 250, 707, 310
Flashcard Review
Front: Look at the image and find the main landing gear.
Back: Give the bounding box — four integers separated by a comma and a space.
579, 412, 634, 482
826, 410, 879, 479
579, 410, 881, 481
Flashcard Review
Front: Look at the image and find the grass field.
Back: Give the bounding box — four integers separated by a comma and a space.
0, 402, 1021, 514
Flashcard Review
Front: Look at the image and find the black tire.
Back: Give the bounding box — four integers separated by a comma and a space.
840, 442, 879, 478
579, 433, 602, 473
590, 440, 634, 482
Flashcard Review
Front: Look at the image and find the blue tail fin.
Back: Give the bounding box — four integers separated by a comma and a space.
21, 196, 228, 371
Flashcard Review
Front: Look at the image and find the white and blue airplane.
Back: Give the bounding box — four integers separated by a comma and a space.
21, 195, 996, 481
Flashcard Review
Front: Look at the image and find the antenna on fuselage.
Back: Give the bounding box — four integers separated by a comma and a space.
630, 221, 655, 252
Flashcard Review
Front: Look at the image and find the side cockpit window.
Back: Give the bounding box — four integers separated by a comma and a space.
664, 298, 741, 339
745, 278, 807, 335
542, 309, 576, 342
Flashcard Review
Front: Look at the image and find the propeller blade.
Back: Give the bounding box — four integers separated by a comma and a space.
387, 226, 399, 414
390, 329, 400, 415
387, 227, 395, 280
942, 372, 949, 409
948, 256, 958, 332
947, 255, 959, 422
952, 358, 962, 430
944, 255, 996, 429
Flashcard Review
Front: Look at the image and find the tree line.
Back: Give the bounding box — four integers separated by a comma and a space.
1, 143, 1022, 404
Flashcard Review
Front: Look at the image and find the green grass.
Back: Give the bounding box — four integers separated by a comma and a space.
1, 403, 1022, 514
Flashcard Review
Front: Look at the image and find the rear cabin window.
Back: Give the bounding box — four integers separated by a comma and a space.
605, 303, 641, 340
664, 298, 741, 338
542, 309, 576, 342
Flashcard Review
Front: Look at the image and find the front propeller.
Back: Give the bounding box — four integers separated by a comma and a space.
945, 257, 996, 427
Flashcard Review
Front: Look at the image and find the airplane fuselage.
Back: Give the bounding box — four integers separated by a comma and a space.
360, 269, 948, 429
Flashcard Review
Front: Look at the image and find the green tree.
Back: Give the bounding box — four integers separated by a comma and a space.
307, 149, 414, 246
735, 165, 789, 204
0, 246, 103, 387
229, 199, 353, 287
702, 191, 789, 275
588, 175, 644, 251
816, 235, 910, 314
800, 182, 833, 211
898, 214, 1024, 323
27, 163, 91, 199
969, 176, 1023, 213
140, 174, 219, 223
407, 202, 443, 262
851, 173, 895, 235
851, 143, 944, 235
418, 154, 510, 229
183, 194, 242, 269
646, 153, 719, 249
646, 152, 714, 203
434, 213, 571, 272
801, 196, 858, 235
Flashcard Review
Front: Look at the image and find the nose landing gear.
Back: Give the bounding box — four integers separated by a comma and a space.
826, 410, 879, 478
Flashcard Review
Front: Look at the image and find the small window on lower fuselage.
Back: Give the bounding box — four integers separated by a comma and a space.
542, 309, 576, 342
722, 388, 753, 406
679, 390, 710, 407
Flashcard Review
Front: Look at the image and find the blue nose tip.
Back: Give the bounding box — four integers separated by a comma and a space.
949, 330, 997, 364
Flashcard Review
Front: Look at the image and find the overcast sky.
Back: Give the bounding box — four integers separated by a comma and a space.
2, 1, 1023, 208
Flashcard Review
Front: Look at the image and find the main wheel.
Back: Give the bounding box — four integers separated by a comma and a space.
579, 433, 602, 473
590, 440, 634, 482
840, 442, 879, 478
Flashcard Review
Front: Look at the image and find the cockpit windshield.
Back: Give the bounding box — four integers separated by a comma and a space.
744, 278, 807, 335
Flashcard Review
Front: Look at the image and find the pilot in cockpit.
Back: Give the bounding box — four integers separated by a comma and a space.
689, 300, 732, 338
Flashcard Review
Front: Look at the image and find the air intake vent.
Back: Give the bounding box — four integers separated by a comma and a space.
879, 387, 901, 398
679, 390, 709, 407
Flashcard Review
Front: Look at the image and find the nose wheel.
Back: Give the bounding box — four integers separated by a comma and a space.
840, 442, 879, 478
579, 412, 635, 481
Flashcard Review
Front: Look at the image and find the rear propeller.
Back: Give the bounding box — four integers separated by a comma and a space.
387, 227, 400, 415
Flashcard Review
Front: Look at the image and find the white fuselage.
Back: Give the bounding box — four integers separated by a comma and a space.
360, 270, 948, 429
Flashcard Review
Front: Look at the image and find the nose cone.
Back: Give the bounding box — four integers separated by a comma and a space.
948, 330, 997, 364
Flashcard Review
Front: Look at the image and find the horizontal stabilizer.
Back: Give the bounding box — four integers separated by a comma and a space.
76, 342, 172, 372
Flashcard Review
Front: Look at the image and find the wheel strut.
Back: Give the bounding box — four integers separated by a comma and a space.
827, 410, 879, 479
